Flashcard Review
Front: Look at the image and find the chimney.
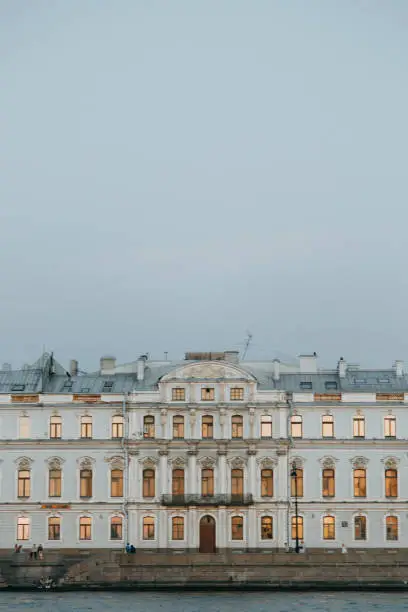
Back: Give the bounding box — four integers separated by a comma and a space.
137, 355, 147, 381
272, 359, 280, 381
100, 356, 116, 375
70, 359, 78, 377
2, 363, 11, 371
224, 351, 239, 364
394, 360, 404, 377
338, 357, 347, 378
299, 353, 318, 373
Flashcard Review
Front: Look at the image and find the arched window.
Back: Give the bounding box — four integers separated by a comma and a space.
111, 469, 123, 497
172, 516, 184, 540
18, 470, 30, 498
80, 469, 93, 498
201, 468, 214, 497
385, 469, 398, 498
143, 469, 155, 498
143, 415, 155, 439
354, 515, 367, 540
50, 415, 62, 439
386, 516, 398, 541
291, 468, 304, 498
80, 416, 92, 439
172, 469, 185, 496
353, 415, 365, 438
110, 516, 123, 540
143, 516, 155, 540
79, 516, 92, 540
49, 468, 62, 497
353, 469, 366, 497
322, 469, 335, 497
231, 415, 243, 439
261, 469, 273, 497
261, 516, 273, 540
290, 415, 302, 438
261, 415, 272, 438
231, 468, 243, 498
322, 415, 334, 438
291, 516, 304, 540
173, 415, 184, 439
48, 516, 61, 540
231, 516, 244, 540
17, 517, 30, 541
323, 515, 335, 540
202, 415, 214, 439
112, 415, 124, 439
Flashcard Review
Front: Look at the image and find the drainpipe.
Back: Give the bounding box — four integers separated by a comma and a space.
122, 393, 129, 549
286, 396, 294, 549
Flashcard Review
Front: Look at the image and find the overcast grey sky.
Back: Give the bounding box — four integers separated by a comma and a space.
1, 1, 408, 370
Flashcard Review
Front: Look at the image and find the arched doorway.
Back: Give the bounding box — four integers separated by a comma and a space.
199, 515, 216, 553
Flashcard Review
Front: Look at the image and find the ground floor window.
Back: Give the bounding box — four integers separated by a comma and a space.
172, 516, 184, 540
354, 515, 367, 541
291, 516, 304, 540
323, 515, 335, 540
143, 516, 155, 540
386, 516, 398, 541
231, 516, 244, 540
110, 516, 123, 540
261, 516, 273, 540
48, 516, 61, 540
79, 516, 92, 540
17, 517, 30, 540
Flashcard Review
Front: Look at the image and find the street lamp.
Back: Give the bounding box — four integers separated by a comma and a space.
291, 461, 300, 553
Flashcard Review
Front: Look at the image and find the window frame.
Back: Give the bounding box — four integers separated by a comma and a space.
143, 415, 155, 439
386, 515, 398, 541
354, 515, 367, 541
291, 516, 304, 540
110, 516, 123, 540
172, 468, 185, 496
384, 416, 396, 438
49, 415, 62, 439
172, 415, 185, 439
322, 468, 335, 498
231, 515, 244, 541
79, 516, 92, 541
290, 468, 304, 498
353, 416, 365, 438
18, 469, 31, 498
110, 469, 124, 497
142, 516, 155, 540
321, 415, 334, 438
260, 415, 272, 439
290, 415, 303, 439
230, 387, 244, 401
111, 415, 124, 439
48, 516, 61, 541
201, 387, 215, 402
202, 415, 214, 439
172, 387, 186, 401
385, 468, 398, 498
143, 468, 155, 498
80, 416, 93, 439
80, 468, 93, 498
231, 414, 243, 439
261, 516, 273, 540
171, 516, 185, 540
201, 468, 214, 497
49, 468, 62, 498
261, 468, 273, 498
17, 517, 30, 541
323, 515, 335, 540
353, 468, 367, 498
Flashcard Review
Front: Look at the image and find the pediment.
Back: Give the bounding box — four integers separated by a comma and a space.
161, 361, 256, 383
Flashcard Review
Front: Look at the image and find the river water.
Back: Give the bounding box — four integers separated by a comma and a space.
1, 592, 408, 612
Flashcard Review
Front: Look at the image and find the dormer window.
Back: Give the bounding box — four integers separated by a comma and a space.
172, 388, 185, 401
300, 381, 312, 390
201, 387, 215, 401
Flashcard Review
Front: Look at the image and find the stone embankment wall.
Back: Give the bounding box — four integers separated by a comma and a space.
2, 549, 408, 590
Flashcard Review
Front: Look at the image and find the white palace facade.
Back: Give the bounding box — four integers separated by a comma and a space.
1, 350, 408, 551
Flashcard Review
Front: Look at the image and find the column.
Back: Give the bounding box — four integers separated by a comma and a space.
247, 448, 257, 549
158, 449, 168, 549
249, 407, 255, 439
189, 407, 197, 439
218, 507, 227, 550
277, 448, 288, 500
217, 448, 227, 495
248, 507, 257, 551
187, 446, 198, 495
279, 406, 287, 438
160, 408, 168, 439
219, 408, 227, 440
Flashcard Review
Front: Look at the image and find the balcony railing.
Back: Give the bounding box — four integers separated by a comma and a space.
161, 494, 253, 506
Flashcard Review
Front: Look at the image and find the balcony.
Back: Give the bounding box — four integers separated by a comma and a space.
161, 494, 253, 506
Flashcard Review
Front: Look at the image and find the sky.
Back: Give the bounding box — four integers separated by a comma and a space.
1, 0, 408, 371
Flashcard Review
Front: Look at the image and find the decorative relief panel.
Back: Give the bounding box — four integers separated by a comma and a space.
227, 456, 247, 469
198, 456, 216, 468
351, 456, 369, 468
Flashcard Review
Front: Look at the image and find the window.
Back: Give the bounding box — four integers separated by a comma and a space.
386, 516, 398, 541
201, 387, 215, 401
322, 415, 334, 438
385, 469, 398, 498
231, 468, 243, 498
323, 515, 335, 540
261, 469, 273, 497
102, 381, 114, 392
202, 415, 213, 439
49, 469, 62, 497
230, 387, 244, 401
110, 516, 123, 540
17, 517, 30, 541
112, 415, 124, 439
172, 388, 185, 401
18, 470, 30, 498
81, 416, 92, 439
325, 381, 338, 390
291, 516, 304, 540
231, 415, 243, 439
322, 469, 335, 497
111, 469, 123, 497
48, 517, 61, 540
354, 515, 367, 540
50, 416, 62, 439
173, 415, 184, 439
290, 415, 302, 438
261, 416, 272, 438
172, 469, 184, 496
384, 416, 396, 438
231, 516, 244, 540
80, 469, 93, 498
291, 468, 304, 498
201, 468, 214, 497
143, 469, 155, 498
79, 516, 92, 540
353, 416, 365, 438
143, 516, 155, 540
261, 516, 273, 540
19, 415, 30, 439
172, 516, 184, 540
143, 415, 155, 439
353, 468, 366, 497
300, 381, 312, 390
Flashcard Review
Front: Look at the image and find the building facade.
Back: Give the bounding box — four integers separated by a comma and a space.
0, 351, 407, 550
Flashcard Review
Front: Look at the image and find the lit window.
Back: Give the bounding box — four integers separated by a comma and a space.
143, 415, 155, 439
385, 469, 398, 498
49, 469, 62, 497
172, 469, 185, 496
143, 516, 155, 540
230, 387, 244, 401
322, 415, 334, 438
291, 468, 304, 498
261, 469, 273, 497
19, 416, 30, 439
231, 516, 243, 540
48, 516, 61, 540
202, 415, 214, 439
18, 470, 30, 498
172, 516, 184, 540
290, 415, 302, 438
80, 469, 92, 498
231, 415, 243, 438
353, 469, 366, 497
173, 415, 184, 439
201, 469, 214, 497
353, 416, 365, 438
261, 416, 272, 438
354, 515, 366, 540
386, 516, 398, 541
110, 516, 123, 540
50, 416, 62, 439
291, 516, 304, 540
112, 415, 124, 439
261, 516, 273, 540
17, 517, 30, 541
79, 516, 92, 540
231, 468, 243, 498
111, 469, 123, 497
322, 469, 335, 497
172, 388, 185, 401
384, 416, 396, 438
80, 416, 92, 439
323, 515, 335, 540
143, 469, 155, 498
201, 387, 215, 401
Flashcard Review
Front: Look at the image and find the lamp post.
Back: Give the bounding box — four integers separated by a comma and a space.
291, 462, 300, 553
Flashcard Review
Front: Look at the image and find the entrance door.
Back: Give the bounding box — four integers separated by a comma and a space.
199, 515, 216, 553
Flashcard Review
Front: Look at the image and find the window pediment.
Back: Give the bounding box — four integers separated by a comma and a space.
160, 362, 256, 383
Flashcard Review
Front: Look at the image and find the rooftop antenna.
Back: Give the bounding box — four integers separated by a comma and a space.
242, 331, 253, 360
